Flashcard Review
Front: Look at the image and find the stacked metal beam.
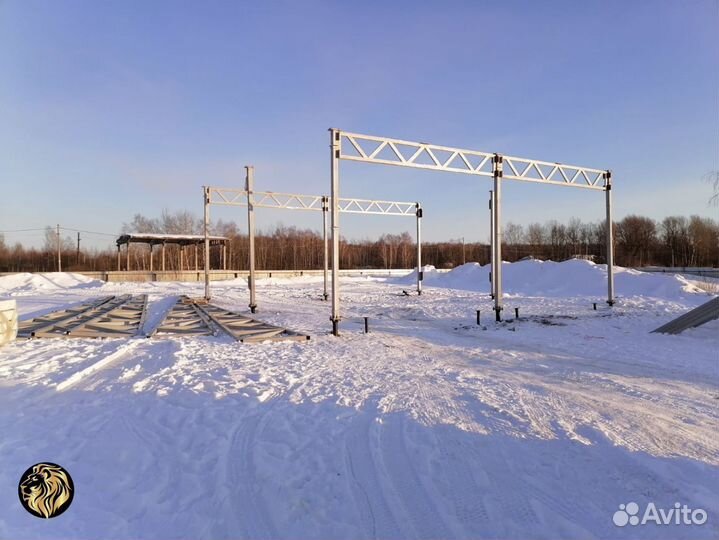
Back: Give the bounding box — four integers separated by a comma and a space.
17, 295, 148, 339
152, 296, 310, 343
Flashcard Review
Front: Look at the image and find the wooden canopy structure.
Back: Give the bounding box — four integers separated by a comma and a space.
116, 233, 229, 271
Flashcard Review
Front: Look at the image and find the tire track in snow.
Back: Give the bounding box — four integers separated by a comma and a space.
344, 409, 403, 539
225, 410, 279, 539
378, 414, 453, 539
56, 339, 144, 391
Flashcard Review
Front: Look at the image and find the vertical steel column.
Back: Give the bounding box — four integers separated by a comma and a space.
416, 203, 423, 295
204, 186, 211, 301
56, 224, 61, 272
179, 245, 184, 271
322, 195, 329, 301
489, 190, 494, 299
605, 170, 615, 306
126, 242, 130, 272
150, 244, 154, 272
246, 166, 257, 313
330, 129, 341, 336
222, 244, 227, 270
493, 154, 503, 320
117, 245, 121, 271
162, 242, 166, 271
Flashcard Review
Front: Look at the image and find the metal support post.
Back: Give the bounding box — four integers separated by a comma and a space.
204, 186, 211, 301
489, 190, 494, 299
149, 244, 154, 272
322, 196, 329, 301
161, 242, 166, 271
126, 242, 130, 272
330, 128, 341, 335
179, 245, 184, 271
194, 244, 198, 271
117, 245, 121, 271
493, 154, 503, 320
416, 203, 423, 295
605, 170, 615, 306
246, 166, 257, 313
56, 224, 61, 272
222, 244, 227, 270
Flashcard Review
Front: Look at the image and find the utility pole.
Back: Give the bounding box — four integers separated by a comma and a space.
56, 224, 62, 272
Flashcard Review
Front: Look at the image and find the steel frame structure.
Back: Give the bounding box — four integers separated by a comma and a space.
17, 295, 148, 339
330, 128, 614, 335
151, 296, 310, 342
203, 166, 423, 312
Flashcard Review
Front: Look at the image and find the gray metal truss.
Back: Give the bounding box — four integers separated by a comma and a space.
339, 131, 607, 191
152, 296, 309, 343
18, 295, 148, 339
207, 188, 417, 216
204, 183, 424, 310
329, 128, 614, 335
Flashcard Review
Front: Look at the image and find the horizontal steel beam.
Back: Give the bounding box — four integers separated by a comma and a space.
207, 188, 418, 216
336, 130, 607, 190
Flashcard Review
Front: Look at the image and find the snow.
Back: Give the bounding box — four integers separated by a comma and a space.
0, 260, 717, 539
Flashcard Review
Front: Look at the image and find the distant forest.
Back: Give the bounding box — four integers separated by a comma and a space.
1, 211, 717, 273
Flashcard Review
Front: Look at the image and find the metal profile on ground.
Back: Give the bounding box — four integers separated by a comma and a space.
195, 302, 310, 343
152, 296, 310, 343
151, 296, 219, 338
651, 297, 719, 335
17, 296, 115, 337
17, 295, 148, 339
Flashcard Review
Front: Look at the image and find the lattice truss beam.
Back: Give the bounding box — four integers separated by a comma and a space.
207, 188, 418, 216
338, 131, 608, 191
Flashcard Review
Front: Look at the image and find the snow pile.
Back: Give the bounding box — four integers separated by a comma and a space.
401, 259, 708, 299
0, 272, 103, 294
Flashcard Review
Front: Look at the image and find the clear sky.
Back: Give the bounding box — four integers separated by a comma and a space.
1, 0, 717, 249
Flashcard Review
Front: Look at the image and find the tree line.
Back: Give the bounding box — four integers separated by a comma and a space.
1, 211, 716, 273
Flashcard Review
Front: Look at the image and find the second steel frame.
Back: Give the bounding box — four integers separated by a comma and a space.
204, 166, 423, 312
330, 128, 615, 335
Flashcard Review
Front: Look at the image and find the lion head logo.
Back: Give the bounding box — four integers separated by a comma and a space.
18, 463, 74, 518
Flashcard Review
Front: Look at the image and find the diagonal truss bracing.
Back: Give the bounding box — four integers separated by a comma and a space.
328, 128, 615, 336
207, 188, 417, 216
17, 295, 148, 339
338, 131, 607, 191
152, 296, 309, 342
204, 177, 424, 310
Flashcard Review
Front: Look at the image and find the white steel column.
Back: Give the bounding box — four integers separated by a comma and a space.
322, 195, 329, 301
57, 224, 61, 272
149, 244, 154, 272
489, 190, 494, 299
330, 129, 341, 336
416, 203, 422, 295
246, 166, 258, 313
605, 170, 615, 305
493, 154, 503, 320
204, 186, 211, 301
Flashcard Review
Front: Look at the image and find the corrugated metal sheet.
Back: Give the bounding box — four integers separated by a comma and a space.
652, 297, 719, 335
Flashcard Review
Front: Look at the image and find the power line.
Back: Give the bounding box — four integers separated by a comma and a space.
60, 227, 118, 237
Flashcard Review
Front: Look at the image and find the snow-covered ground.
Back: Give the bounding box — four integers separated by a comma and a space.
0, 260, 717, 540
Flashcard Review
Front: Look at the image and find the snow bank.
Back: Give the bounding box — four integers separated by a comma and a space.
400, 259, 708, 300
0, 272, 103, 294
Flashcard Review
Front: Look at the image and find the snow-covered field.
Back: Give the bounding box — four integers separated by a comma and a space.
0, 260, 717, 540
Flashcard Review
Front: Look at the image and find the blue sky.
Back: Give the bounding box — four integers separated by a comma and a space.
1, 0, 717, 249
